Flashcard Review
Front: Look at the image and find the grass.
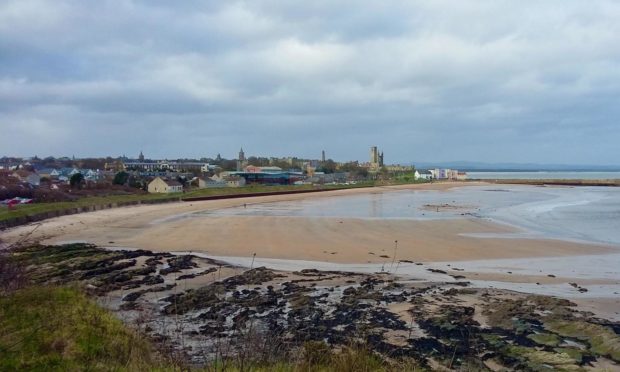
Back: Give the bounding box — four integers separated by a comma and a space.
504, 345, 581, 371
546, 319, 620, 362
527, 332, 562, 347
0, 286, 157, 371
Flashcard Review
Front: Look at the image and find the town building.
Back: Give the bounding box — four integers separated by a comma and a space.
198, 177, 227, 189
12, 170, 41, 186
369, 146, 384, 170
123, 160, 208, 173
237, 148, 246, 171
429, 169, 467, 181
415, 170, 433, 181
225, 175, 246, 187
223, 165, 304, 185
147, 177, 183, 193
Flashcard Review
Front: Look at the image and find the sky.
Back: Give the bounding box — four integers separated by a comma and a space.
1, 1, 619, 165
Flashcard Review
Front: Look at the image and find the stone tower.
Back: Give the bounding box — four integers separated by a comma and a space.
239, 147, 245, 162
139, 151, 145, 162
237, 147, 246, 171
370, 146, 383, 169
370, 146, 378, 165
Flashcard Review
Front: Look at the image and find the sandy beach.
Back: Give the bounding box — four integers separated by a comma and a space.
3, 181, 616, 264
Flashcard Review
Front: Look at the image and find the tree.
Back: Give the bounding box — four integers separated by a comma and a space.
338, 161, 369, 179
70, 173, 84, 189
176, 176, 187, 187
113, 171, 129, 185
317, 159, 337, 174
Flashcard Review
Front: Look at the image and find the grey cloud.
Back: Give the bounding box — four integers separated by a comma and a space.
1, 0, 619, 164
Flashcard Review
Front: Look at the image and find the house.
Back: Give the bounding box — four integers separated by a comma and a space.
456, 171, 468, 181
225, 175, 246, 188
38, 168, 60, 179
415, 170, 433, 181
147, 177, 183, 193
83, 169, 102, 182
12, 170, 41, 186
198, 177, 226, 189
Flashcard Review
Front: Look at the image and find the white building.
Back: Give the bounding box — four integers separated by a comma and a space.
415, 170, 433, 181
198, 177, 226, 188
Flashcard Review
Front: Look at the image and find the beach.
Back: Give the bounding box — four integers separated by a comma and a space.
3, 182, 620, 304
4, 181, 620, 368
4, 182, 617, 261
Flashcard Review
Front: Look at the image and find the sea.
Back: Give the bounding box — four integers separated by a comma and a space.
210, 184, 620, 247
467, 171, 620, 180
204, 184, 620, 298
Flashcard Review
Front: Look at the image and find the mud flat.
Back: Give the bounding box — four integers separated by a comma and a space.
8, 243, 620, 370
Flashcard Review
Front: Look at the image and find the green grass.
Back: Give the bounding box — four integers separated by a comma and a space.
0, 286, 157, 371
527, 332, 562, 347
546, 319, 620, 362
504, 345, 581, 371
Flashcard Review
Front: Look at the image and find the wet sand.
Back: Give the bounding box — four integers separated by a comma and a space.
2, 181, 615, 264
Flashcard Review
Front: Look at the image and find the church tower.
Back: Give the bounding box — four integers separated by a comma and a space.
369, 146, 383, 170
237, 147, 246, 171
139, 151, 145, 162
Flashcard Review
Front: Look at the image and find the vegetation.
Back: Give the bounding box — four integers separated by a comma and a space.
3, 243, 619, 371
113, 171, 129, 185
69, 172, 84, 189
0, 284, 423, 371
0, 286, 156, 371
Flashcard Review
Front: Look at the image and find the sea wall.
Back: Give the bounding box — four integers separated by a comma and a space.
180, 186, 367, 202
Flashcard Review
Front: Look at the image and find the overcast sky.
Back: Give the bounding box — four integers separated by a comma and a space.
1, 1, 619, 164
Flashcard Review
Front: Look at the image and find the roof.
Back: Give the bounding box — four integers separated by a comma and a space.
149, 177, 182, 187
163, 179, 183, 187
12, 170, 36, 178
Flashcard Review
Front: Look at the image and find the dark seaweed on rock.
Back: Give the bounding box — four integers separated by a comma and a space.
7, 243, 620, 370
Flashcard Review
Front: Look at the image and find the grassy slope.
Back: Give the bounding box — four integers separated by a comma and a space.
0, 286, 158, 371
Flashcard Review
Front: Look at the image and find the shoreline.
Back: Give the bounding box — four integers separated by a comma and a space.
3, 181, 617, 265
4, 181, 619, 308
479, 178, 620, 187
9, 242, 620, 369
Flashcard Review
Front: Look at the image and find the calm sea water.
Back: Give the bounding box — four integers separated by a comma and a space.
210, 185, 620, 247
468, 171, 620, 180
